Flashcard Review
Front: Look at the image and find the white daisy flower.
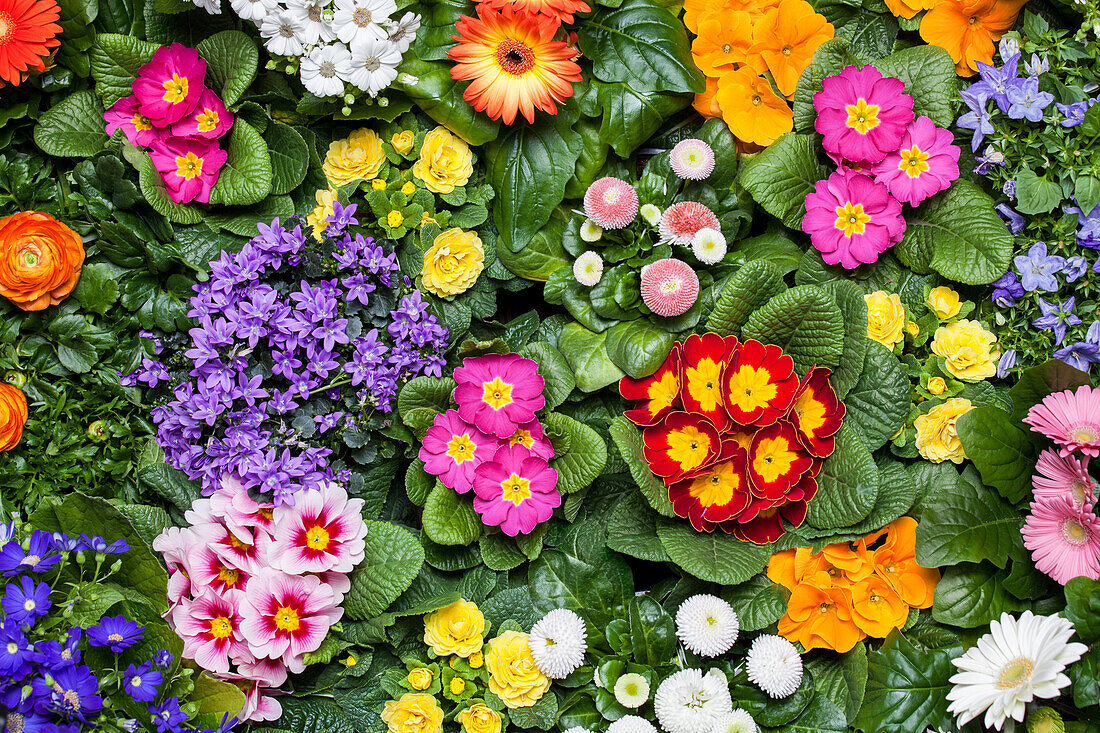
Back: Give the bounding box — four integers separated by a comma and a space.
709, 710, 756, 733
528, 608, 587, 679
607, 716, 658, 733
579, 218, 603, 242
345, 36, 401, 94
675, 594, 738, 658
614, 673, 651, 708
653, 669, 733, 733
229, 0, 278, 23
260, 10, 308, 56
573, 251, 603, 287
746, 635, 803, 699
285, 0, 335, 45
189, 0, 222, 15
947, 611, 1087, 730
300, 43, 351, 97
384, 11, 421, 54
691, 228, 726, 265
332, 0, 394, 46
562, 728, 593, 733
640, 203, 662, 226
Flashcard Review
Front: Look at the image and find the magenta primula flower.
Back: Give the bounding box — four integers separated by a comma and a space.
871, 116, 961, 207
239, 568, 342, 673
133, 43, 207, 126
813, 65, 914, 164
473, 444, 561, 536
419, 409, 500, 493
506, 419, 555, 461
171, 87, 234, 140
171, 587, 249, 674
453, 353, 546, 438
148, 137, 228, 204
271, 483, 368, 574
802, 170, 906, 269
104, 95, 163, 148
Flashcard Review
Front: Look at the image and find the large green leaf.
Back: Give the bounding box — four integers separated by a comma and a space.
931, 562, 1029, 627
518, 341, 575, 410
90, 33, 159, 107
609, 416, 676, 518
957, 405, 1040, 503
1008, 359, 1091, 422
208, 120, 274, 206
593, 80, 692, 158
742, 285, 846, 373
628, 596, 677, 666
842, 342, 909, 451
557, 323, 626, 392
875, 45, 957, 127
543, 412, 607, 494
344, 521, 424, 619
529, 544, 634, 626
34, 91, 108, 157
605, 319, 676, 378
855, 631, 958, 733
278, 697, 358, 733
422, 482, 481, 545
264, 122, 310, 195
196, 30, 258, 106
394, 56, 500, 146
191, 672, 246, 723
1065, 577, 1100, 643
496, 216, 571, 281
739, 133, 828, 229
606, 497, 670, 562
807, 643, 867, 724
820, 281, 868, 399
805, 424, 878, 530
1014, 166, 1061, 215
655, 518, 773, 584
705, 260, 787, 338
915, 471, 1021, 570
137, 152, 204, 224
720, 574, 788, 632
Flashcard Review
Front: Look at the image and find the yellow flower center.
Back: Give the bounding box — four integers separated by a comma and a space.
62, 690, 81, 710
665, 425, 713, 472
845, 98, 881, 134
196, 108, 220, 133
726, 365, 778, 413
131, 114, 153, 131
162, 73, 190, 104
209, 616, 233, 639
306, 524, 331, 550
501, 474, 532, 506
1070, 425, 1100, 444
107, 633, 124, 642
687, 461, 740, 508
481, 377, 513, 409
782, 45, 792, 56
997, 657, 1034, 688
175, 152, 204, 181
275, 605, 301, 631
751, 95, 762, 106
217, 566, 241, 586
446, 434, 478, 464
898, 146, 930, 178
686, 357, 724, 413
834, 201, 871, 237
509, 429, 534, 448
1062, 516, 1092, 546
752, 434, 800, 484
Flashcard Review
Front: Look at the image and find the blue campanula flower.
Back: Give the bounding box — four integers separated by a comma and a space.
0, 532, 60, 577
995, 203, 1025, 234
2, 577, 52, 626
1032, 297, 1082, 345
957, 93, 995, 152
1002, 179, 1016, 199
991, 271, 1024, 308
86, 615, 144, 652
1089, 322, 1100, 345
153, 649, 174, 669
1056, 101, 1088, 127
1014, 242, 1065, 291
971, 55, 1020, 112
1023, 53, 1048, 76
1066, 200, 1100, 249
1054, 342, 1100, 372
1064, 256, 1089, 283
1006, 77, 1054, 122
996, 350, 1017, 378
123, 662, 163, 703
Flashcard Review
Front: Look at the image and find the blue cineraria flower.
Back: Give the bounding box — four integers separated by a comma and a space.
991, 271, 1024, 307
123, 662, 163, 703
1006, 77, 1054, 122
996, 350, 1017, 378
0, 622, 33, 675
1054, 342, 1100, 372
77, 535, 129, 555
153, 650, 174, 669
1014, 242, 1065, 291
36, 665, 103, 723
957, 93, 995, 152
0, 523, 15, 545
1023, 53, 1048, 76
1033, 297, 1082, 345
971, 55, 1020, 112
996, 203, 1025, 234
47, 534, 80, 552
1064, 256, 1089, 282
86, 615, 144, 652
0, 532, 60, 577
1066, 200, 1100, 249
200, 714, 239, 733
2, 577, 52, 626
149, 698, 188, 733
1057, 101, 1088, 127
120, 719, 143, 732
33, 627, 82, 668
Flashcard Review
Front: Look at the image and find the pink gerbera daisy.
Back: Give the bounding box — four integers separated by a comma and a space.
453, 353, 546, 438
1022, 496, 1100, 585
171, 587, 249, 674
239, 569, 342, 673
583, 176, 639, 229
640, 258, 699, 317
670, 139, 715, 181
132, 43, 207, 126
506, 419, 555, 461
802, 170, 906, 269
272, 483, 368, 574
813, 65, 915, 164
419, 409, 500, 493
473, 444, 561, 536
658, 201, 720, 246
1024, 385, 1100, 458
871, 115, 960, 207
1033, 448, 1096, 508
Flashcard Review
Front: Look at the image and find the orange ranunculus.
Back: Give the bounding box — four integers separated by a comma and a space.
715, 68, 793, 147
693, 76, 723, 119
0, 211, 84, 311
850, 575, 910, 637
919, 0, 1028, 76
778, 571, 864, 652
884, 0, 936, 19
751, 0, 834, 98
691, 11, 761, 77
0, 383, 28, 452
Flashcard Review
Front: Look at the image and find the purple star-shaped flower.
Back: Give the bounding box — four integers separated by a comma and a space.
1054, 342, 1100, 372
1032, 297, 1082, 345
1005, 77, 1054, 122
1014, 242, 1065, 292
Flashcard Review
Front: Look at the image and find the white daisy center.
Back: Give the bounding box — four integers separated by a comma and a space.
364, 55, 381, 71
279, 23, 295, 37
352, 7, 372, 25
319, 61, 337, 78
307, 4, 322, 21
997, 657, 1034, 688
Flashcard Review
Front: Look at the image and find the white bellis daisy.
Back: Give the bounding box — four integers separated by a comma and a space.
745, 635, 803, 699
675, 594, 738, 657
527, 608, 587, 679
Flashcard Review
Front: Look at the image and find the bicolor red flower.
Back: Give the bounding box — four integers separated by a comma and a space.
788, 366, 845, 457
747, 421, 814, 499
642, 411, 722, 483
239, 568, 342, 673
172, 587, 249, 674
731, 472, 818, 543
419, 409, 500, 493
472, 443, 561, 536
668, 444, 751, 532
681, 333, 738, 431
271, 483, 368, 574
453, 353, 546, 438
620, 344, 683, 426
722, 339, 798, 426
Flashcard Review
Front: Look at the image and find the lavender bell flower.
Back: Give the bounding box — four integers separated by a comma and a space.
991, 271, 1025, 307
996, 350, 1017, 378
1003, 179, 1016, 199
1005, 77, 1054, 122
1088, 322, 1100, 345
996, 203, 1025, 234
957, 92, 995, 152
1032, 296, 1082, 345
1066, 200, 1100, 249
1056, 101, 1088, 128
1023, 53, 1048, 76
971, 55, 1020, 113
1013, 242, 1065, 291
1064, 256, 1089, 283
1054, 342, 1100, 372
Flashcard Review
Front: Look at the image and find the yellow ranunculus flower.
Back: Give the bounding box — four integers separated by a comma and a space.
449, 678, 466, 695
914, 398, 972, 464
392, 130, 415, 155
456, 704, 501, 733
306, 188, 338, 242
864, 291, 906, 347
324, 128, 385, 186
906, 321, 919, 337
424, 599, 484, 658
485, 630, 550, 708
413, 127, 473, 194
372, 178, 387, 190
927, 376, 946, 396
927, 286, 962, 319
381, 694, 443, 733
468, 651, 484, 669
421, 228, 484, 298
420, 212, 436, 228
407, 668, 433, 690
388, 211, 405, 228
930, 319, 1000, 381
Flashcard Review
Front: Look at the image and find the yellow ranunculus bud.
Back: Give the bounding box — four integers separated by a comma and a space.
906, 321, 919, 337
456, 704, 502, 733
323, 128, 385, 187
402, 181, 416, 196
420, 228, 484, 298
372, 178, 388, 190
930, 319, 1000, 381
864, 291, 906, 347
407, 668, 433, 690
927, 286, 962, 320
388, 210, 405, 228
485, 630, 550, 708
392, 130, 415, 155
468, 651, 483, 669
420, 212, 436, 228
424, 600, 485, 658
381, 694, 443, 733
449, 677, 466, 695
914, 398, 972, 464
413, 127, 473, 194
927, 376, 946, 395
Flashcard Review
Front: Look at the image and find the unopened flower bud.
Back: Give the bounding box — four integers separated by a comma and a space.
342, 106, 353, 116
109, 559, 122, 573
344, 93, 355, 105
378, 97, 389, 107
86, 420, 108, 442
4, 370, 27, 388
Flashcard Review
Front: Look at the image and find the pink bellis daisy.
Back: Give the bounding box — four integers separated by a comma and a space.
132, 43, 208, 126
239, 568, 343, 673
1022, 495, 1100, 585
506, 419, 555, 460
584, 176, 639, 229
1024, 385, 1100, 458
419, 409, 500, 493
813, 64, 915, 164
640, 258, 699, 317
272, 482, 368, 574
473, 443, 561, 536
148, 137, 228, 204
453, 353, 546, 438
104, 95, 163, 148
670, 139, 716, 180
170, 87, 234, 140
1033, 448, 1096, 508
802, 170, 906, 269
659, 201, 720, 246
871, 116, 960, 207
171, 587, 249, 675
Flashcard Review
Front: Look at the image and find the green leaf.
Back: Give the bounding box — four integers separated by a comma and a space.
1074, 174, 1100, 215
655, 518, 773, 584
529, 544, 634, 627
738, 133, 828, 229
593, 81, 693, 158
793, 39, 859, 132
1007, 359, 1091, 422
496, 217, 571, 282
191, 672, 245, 723
874, 45, 957, 127
205, 196, 295, 237
90, 33, 159, 107
509, 692, 558, 729
72, 262, 120, 315
743, 285, 846, 373
807, 644, 867, 724
34, 91, 108, 157
931, 562, 1028, 627
398, 376, 456, 425
480, 533, 527, 571
265, 122, 310, 195
114, 503, 172, 546
1014, 166, 1062, 215
805, 424, 878, 530
344, 521, 425, 619
820, 281, 868, 399
605, 319, 676, 379
422, 482, 481, 545
196, 30, 258, 106
706, 260, 787, 338
610, 416, 677, 518
771, 694, 846, 732
544, 412, 607, 494
139, 462, 202, 513
855, 631, 957, 733
557, 323, 626, 393
842, 342, 909, 451
137, 152, 204, 224
720, 574, 788, 632
208, 120, 274, 207
915, 470, 1021, 569
956, 405, 1039, 503
394, 56, 500, 146
518, 341, 574, 410
1064, 577, 1100, 643
69, 581, 126, 626
277, 697, 358, 733
628, 595, 677, 666
606, 497, 670, 562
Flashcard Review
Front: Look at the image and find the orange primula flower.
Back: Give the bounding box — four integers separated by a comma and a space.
873, 519, 941, 607
884, 0, 937, 19
683, 0, 778, 32
919, 0, 1029, 76
778, 571, 865, 652
751, 0, 834, 98
478, 0, 592, 24
0, 383, 28, 452
693, 76, 723, 119
620, 343, 683, 426
681, 333, 738, 431
715, 68, 794, 147
850, 575, 910, 637
691, 11, 761, 78
642, 412, 721, 483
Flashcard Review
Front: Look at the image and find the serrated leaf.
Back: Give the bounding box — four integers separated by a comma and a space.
208, 119, 273, 207
517, 342, 573, 410
33, 91, 108, 157
842, 342, 909, 450
655, 518, 773, 584
422, 482, 481, 546
820, 281, 868, 398
706, 260, 787, 338
805, 424, 878, 530
398, 376, 455, 426
278, 697, 358, 733
90, 33, 159, 107
719, 574, 788, 632
480, 533, 527, 571
557, 323, 626, 393
743, 285, 846, 373
137, 151, 204, 224
344, 521, 424, 619
915, 471, 1022, 570
610, 416, 676, 518
544, 412, 606, 494
265, 122, 310, 195
738, 133, 828, 229
606, 496, 670, 562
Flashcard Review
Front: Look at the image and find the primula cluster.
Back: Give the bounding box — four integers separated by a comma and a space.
130, 207, 448, 502
803, 65, 961, 269
156, 479, 367, 720
768, 518, 940, 652
620, 333, 845, 543
104, 44, 234, 205
685, 0, 834, 147
419, 353, 560, 536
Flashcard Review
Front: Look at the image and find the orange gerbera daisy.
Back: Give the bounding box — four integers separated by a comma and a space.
0, 0, 61, 86
691, 10, 760, 77
449, 5, 583, 125
751, 0, 834, 98
919, 0, 1028, 76
478, 0, 591, 24
715, 68, 793, 147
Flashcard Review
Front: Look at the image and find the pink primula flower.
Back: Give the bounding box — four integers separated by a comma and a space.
239, 569, 343, 673
171, 87, 234, 140
132, 43, 207, 126
454, 353, 546, 438
272, 483, 367, 575
215, 673, 284, 721
802, 170, 906, 269
207, 519, 272, 572
172, 587, 249, 674
104, 95, 163, 148
235, 656, 289, 688
419, 409, 500, 493
210, 475, 278, 545
506, 420, 555, 461
473, 444, 561, 537
189, 542, 254, 596
813, 65, 914, 164
871, 116, 960, 207
148, 137, 228, 205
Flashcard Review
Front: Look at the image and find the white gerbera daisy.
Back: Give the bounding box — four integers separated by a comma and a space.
300, 43, 351, 97
691, 228, 726, 265
384, 11, 421, 53
332, 0, 394, 46
346, 36, 401, 94
528, 608, 587, 679
562, 727, 593, 733
260, 10, 307, 56
640, 203, 662, 226
709, 710, 756, 733
614, 673, 651, 708
746, 635, 802, 699
653, 669, 733, 733
285, 0, 335, 45
573, 251, 603, 287
947, 611, 1087, 730
607, 717, 658, 733
229, 0, 278, 23
675, 594, 738, 658
579, 218, 603, 242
